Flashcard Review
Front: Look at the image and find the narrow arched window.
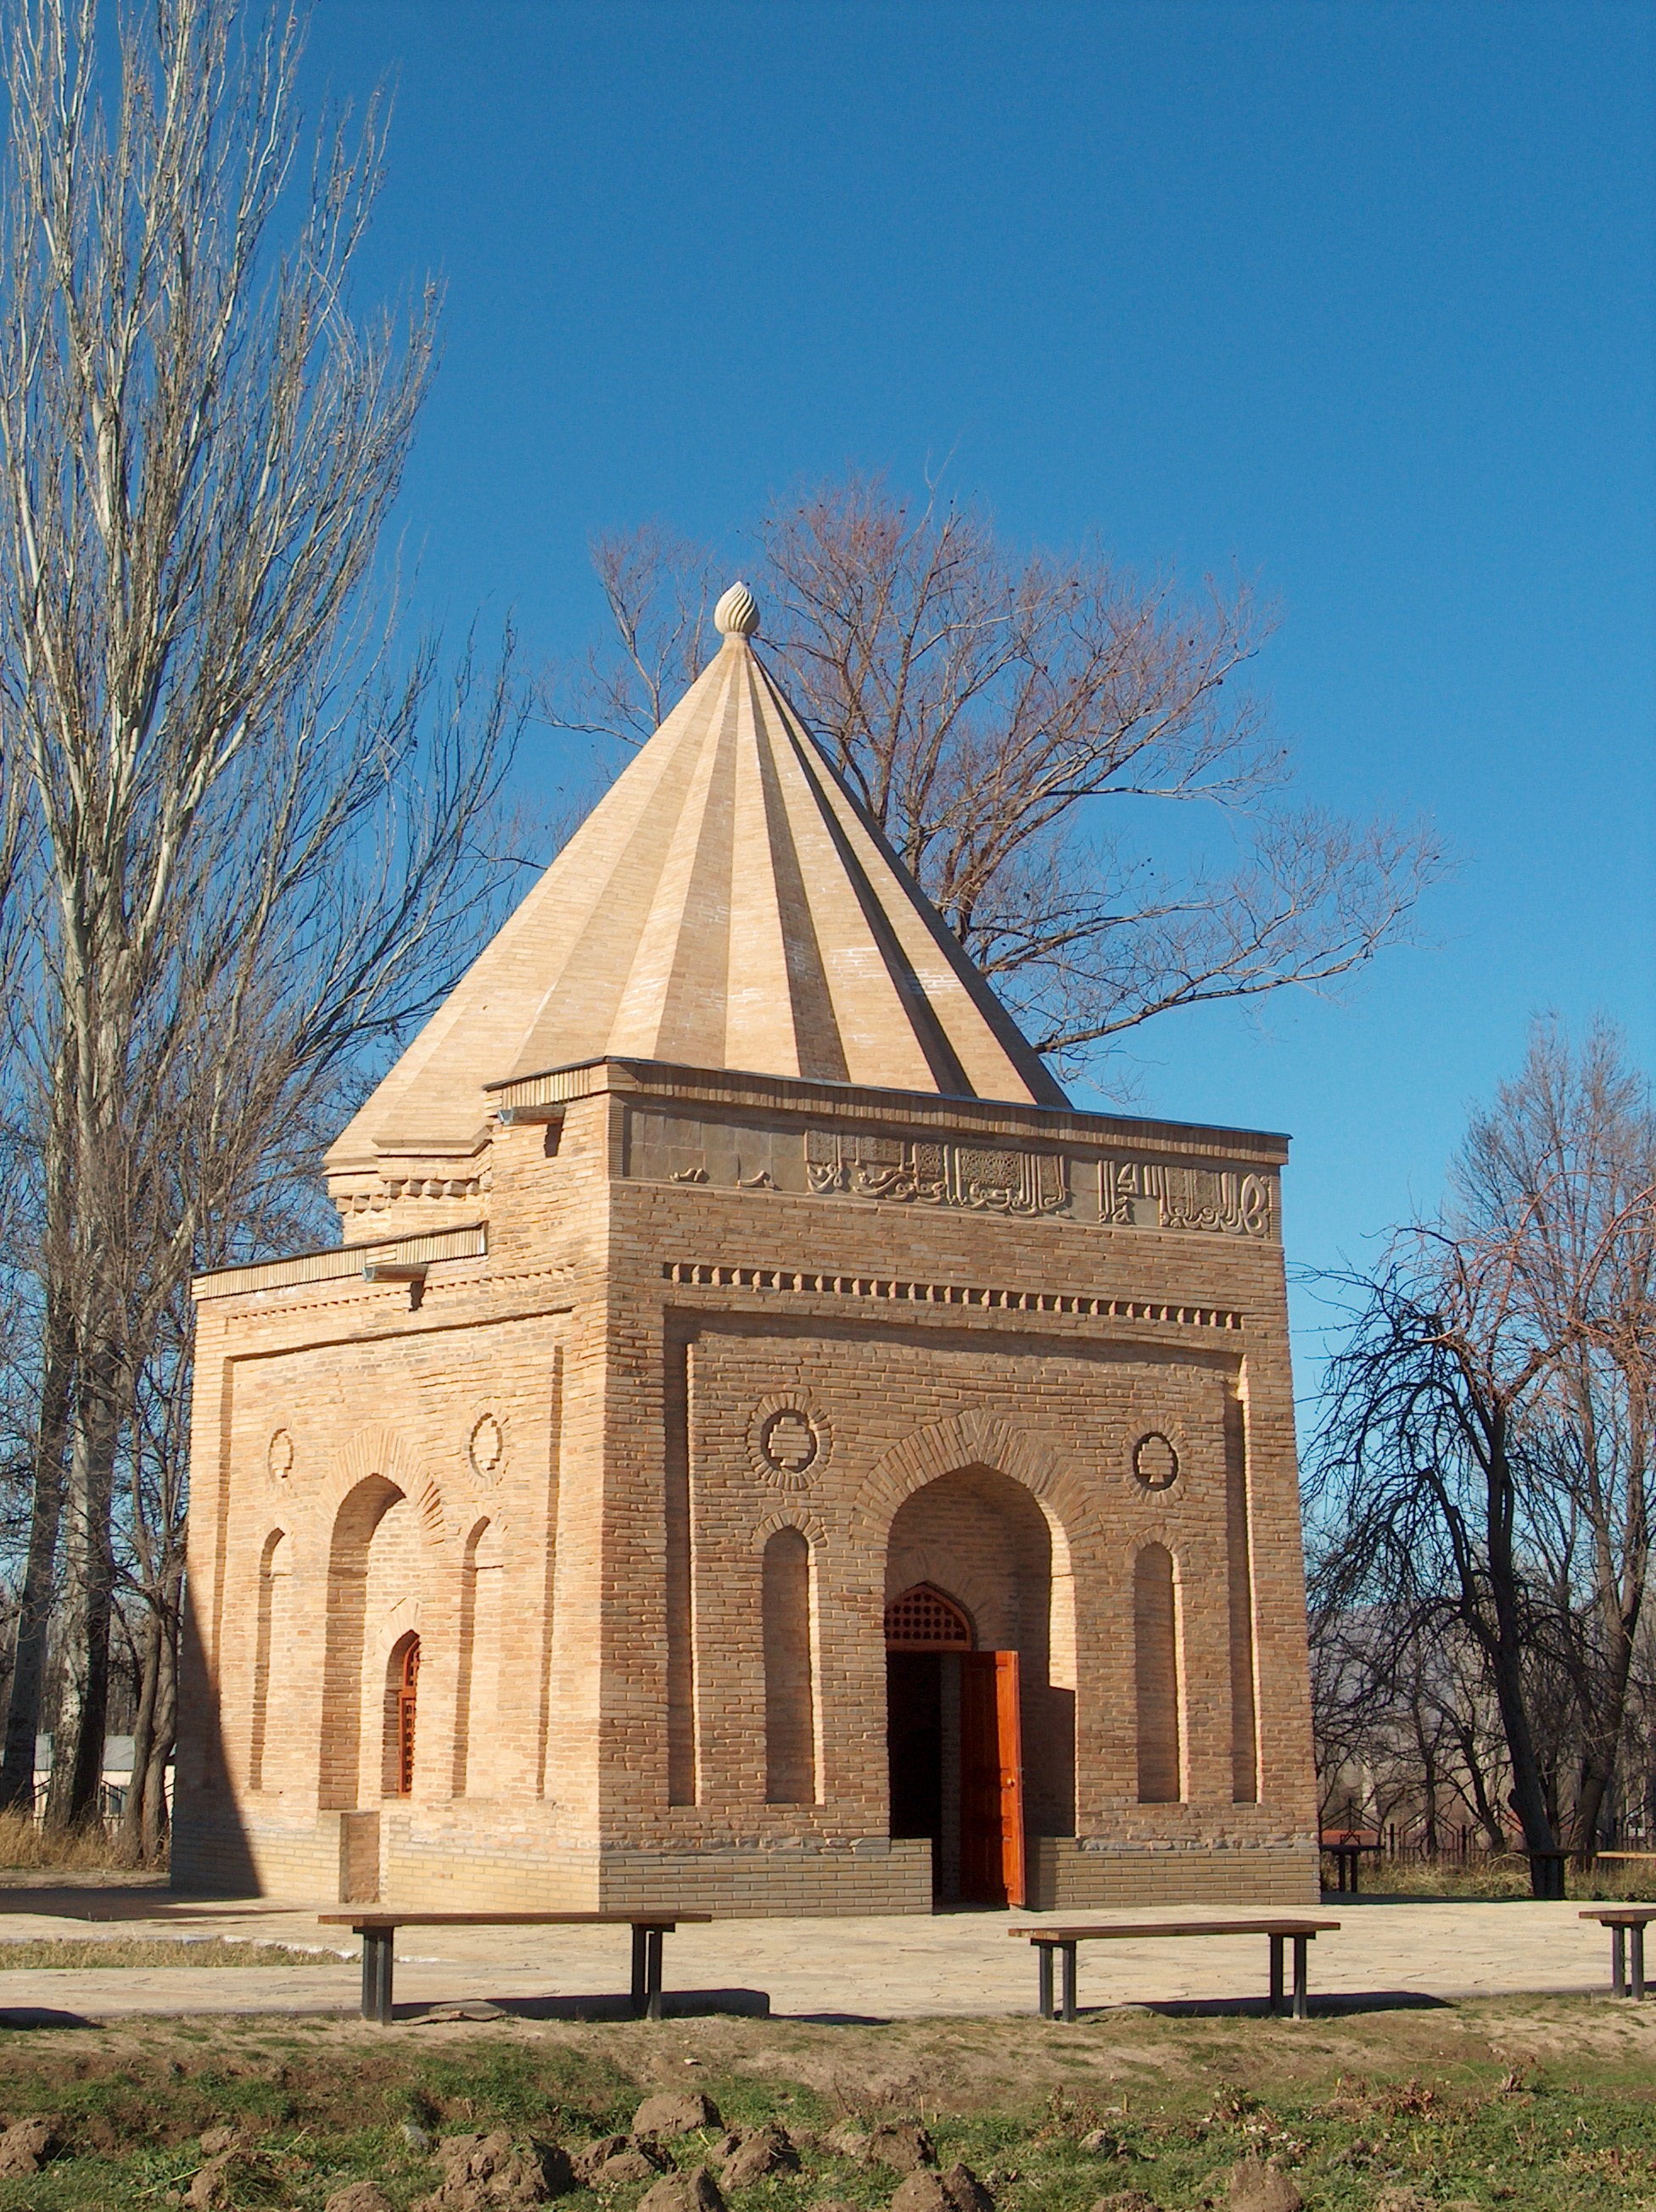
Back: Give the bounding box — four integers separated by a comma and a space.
1134, 1544, 1183, 1804
763, 1528, 817, 1805
383, 1633, 421, 1798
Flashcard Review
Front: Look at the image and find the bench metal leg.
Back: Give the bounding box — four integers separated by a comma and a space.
646, 1925, 664, 2021
360, 1930, 393, 2025
1614, 1926, 1627, 1998
629, 1924, 665, 2020
1634, 1924, 1647, 2001
1060, 1942, 1077, 2024
1037, 1945, 1054, 2020
1293, 1934, 1309, 2020
1268, 1932, 1284, 2015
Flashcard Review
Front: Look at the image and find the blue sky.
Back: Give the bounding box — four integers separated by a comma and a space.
299, 1, 1654, 1393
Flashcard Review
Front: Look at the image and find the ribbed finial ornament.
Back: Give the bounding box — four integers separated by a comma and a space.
713, 579, 760, 638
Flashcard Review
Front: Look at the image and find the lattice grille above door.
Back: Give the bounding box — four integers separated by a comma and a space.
884, 1583, 974, 1650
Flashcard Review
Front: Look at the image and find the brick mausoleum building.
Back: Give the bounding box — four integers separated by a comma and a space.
175, 581, 1319, 1913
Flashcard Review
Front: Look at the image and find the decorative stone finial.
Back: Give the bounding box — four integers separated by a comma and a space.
713, 580, 760, 638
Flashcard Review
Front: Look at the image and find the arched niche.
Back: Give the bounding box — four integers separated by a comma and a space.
763, 1526, 818, 1806
1133, 1542, 1183, 1804
317, 1474, 403, 1812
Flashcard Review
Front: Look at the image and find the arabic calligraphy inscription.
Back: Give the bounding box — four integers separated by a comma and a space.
1100, 1159, 1272, 1239
804, 1130, 1069, 1217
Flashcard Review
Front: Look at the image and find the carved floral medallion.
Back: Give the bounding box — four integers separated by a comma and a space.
1132, 1431, 1181, 1493
747, 1395, 830, 1491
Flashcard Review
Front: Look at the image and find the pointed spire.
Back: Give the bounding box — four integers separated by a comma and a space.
328, 595, 1066, 1165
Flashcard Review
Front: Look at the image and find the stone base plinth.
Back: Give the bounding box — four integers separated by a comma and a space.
172, 1806, 935, 1917
176, 1803, 1317, 1919
1028, 1835, 1320, 1910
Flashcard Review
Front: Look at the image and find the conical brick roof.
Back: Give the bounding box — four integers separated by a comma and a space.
328, 585, 1066, 1167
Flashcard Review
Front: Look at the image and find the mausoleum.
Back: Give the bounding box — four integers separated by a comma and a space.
176, 582, 1318, 1912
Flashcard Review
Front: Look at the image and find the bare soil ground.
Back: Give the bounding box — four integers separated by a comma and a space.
0, 1995, 1651, 2208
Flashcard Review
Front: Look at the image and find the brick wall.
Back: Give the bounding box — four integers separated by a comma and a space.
176, 1064, 1318, 1913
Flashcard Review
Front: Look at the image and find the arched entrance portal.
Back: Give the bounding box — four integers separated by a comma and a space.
885, 1466, 1071, 1907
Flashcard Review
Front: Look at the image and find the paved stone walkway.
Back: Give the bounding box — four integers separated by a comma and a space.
0, 1887, 1625, 2025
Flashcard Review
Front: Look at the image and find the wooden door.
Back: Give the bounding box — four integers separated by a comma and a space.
959, 1651, 1025, 1906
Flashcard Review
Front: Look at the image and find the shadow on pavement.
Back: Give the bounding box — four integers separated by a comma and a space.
0, 1885, 288, 1924
398, 1988, 771, 2024
1110, 1990, 1453, 2019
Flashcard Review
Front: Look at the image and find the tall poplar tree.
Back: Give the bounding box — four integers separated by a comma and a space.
0, 0, 523, 1835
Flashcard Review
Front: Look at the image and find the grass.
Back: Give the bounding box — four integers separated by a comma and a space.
0, 1998, 1650, 2208
1331, 1857, 1656, 1903
0, 1813, 131, 1875
0, 1937, 333, 1970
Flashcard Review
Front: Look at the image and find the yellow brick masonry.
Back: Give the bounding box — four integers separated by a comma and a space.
176, 1060, 1318, 1913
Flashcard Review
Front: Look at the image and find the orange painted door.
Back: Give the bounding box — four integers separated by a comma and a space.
960, 1651, 1026, 1906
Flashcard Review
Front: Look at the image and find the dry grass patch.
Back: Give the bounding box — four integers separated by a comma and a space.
1340, 1855, 1656, 1903
0, 1937, 333, 1971
0, 1813, 127, 1875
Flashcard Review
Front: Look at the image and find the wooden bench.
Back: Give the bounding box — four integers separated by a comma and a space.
1009, 1918, 1341, 2023
1321, 1840, 1384, 1895
317, 1910, 713, 2025
1580, 1907, 1656, 1999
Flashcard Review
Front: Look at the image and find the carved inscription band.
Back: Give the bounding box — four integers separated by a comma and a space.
805, 1130, 1068, 1217
1101, 1159, 1271, 1238
627, 1104, 1275, 1240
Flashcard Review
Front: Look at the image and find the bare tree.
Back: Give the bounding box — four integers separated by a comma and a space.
1307, 1021, 1656, 1891
0, 1054, 73, 1813
1455, 1021, 1656, 1851
0, 0, 526, 1832
1308, 1244, 1564, 1888
1312, 1595, 1514, 1858
568, 475, 1448, 1075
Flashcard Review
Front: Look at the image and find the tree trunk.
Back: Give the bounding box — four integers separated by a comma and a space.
141, 1585, 178, 1864
46, 975, 126, 1836
1569, 1630, 1636, 1860
44, 1330, 118, 1833
115, 1604, 161, 1865
1569, 1442, 1648, 1859
1451, 1715, 1508, 1853
0, 1290, 73, 1813
1479, 1403, 1558, 1892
